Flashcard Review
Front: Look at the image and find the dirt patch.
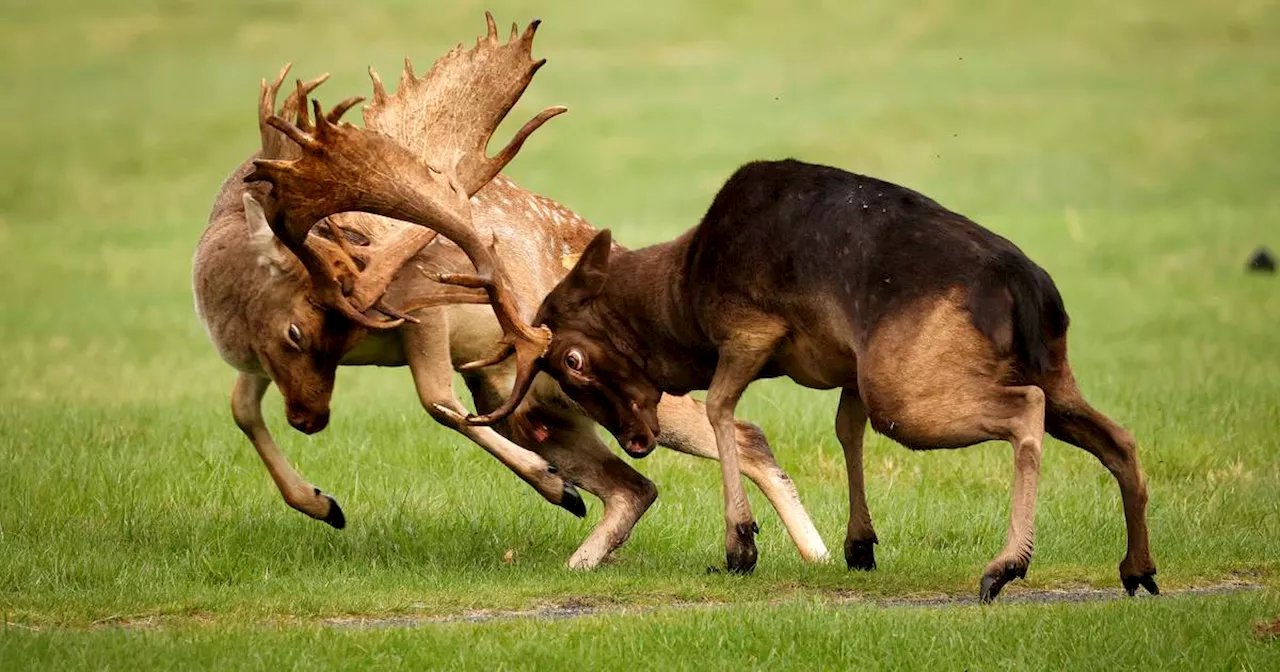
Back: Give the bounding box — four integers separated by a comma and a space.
324, 581, 1263, 629
1255, 617, 1280, 640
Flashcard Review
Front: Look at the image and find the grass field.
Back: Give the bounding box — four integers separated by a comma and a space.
2, 0, 1279, 668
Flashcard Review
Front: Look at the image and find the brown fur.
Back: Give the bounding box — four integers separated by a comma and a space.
193, 15, 830, 564
508, 159, 1156, 599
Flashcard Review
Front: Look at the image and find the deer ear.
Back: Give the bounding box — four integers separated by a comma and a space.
562, 229, 612, 304
242, 193, 286, 271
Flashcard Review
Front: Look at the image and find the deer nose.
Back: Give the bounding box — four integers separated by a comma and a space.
288, 408, 330, 435
623, 432, 656, 458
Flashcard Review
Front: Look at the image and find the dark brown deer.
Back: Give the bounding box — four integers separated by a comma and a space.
197, 15, 829, 568
437, 159, 1159, 601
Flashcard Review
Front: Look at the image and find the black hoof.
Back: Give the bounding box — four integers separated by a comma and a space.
559, 482, 587, 518
726, 522, 759, 574
844, 539, 877, 571
1123, 572, 1160, 596
320, 494, 346, 530
979, 561, 1028, 603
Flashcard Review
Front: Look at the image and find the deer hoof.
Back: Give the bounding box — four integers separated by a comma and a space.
844, 539, 877, 571
320, 494, 346, 530
1122, 572, 1159, 597
725, 522, 759, 574
979, 560, 1028, 603
559, 482, 587, 518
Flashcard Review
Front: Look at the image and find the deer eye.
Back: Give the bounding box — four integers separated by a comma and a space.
564, 348, 585, 372
287, 324, 303, 347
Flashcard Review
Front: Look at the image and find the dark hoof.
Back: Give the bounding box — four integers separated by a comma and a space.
320, 494, 346, 530
726, 522, 759, 575
1123, 572, 1160, 596
979, 561, 1028, 603
844, 539, 877, 571
559, 482, 587, 518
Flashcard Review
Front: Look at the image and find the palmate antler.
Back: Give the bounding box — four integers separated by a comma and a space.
253, 65, 447, 329
246, 14, 564, 422
363, 12, 566, 196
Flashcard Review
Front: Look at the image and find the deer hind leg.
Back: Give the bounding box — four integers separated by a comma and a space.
549, 432, 656, 571
655, 393, 830, 563
231, 373, 345, 528
836, 389, 877, 570
980, 385, 1046, 602
467, 377, 658, 570
872, 382, 1046, 602
400, 316, 584, 517
862, 294, 1047, 601
1044, 370, 1157, 596
706, 315, 789, 574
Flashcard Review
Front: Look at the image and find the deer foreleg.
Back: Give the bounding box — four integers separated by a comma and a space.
655, 394, 829, 563
836, 389, 877, 570
230, 373, 345, 528
400, 318, 585, 517
705, 319, 788, 573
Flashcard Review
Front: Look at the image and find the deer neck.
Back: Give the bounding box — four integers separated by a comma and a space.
594, 232, 711, 393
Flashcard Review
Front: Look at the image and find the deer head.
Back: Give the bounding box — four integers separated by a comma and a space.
526, 229, 664, 456
244, 14, 564, 423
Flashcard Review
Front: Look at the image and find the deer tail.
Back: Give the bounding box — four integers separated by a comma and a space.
969, 250, 1069, 377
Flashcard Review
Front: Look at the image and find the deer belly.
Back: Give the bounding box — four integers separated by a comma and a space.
771, 333, 857, 390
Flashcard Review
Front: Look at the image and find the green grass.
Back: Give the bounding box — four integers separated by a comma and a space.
2, 0, 1279, 668
4, 592, 1279, 670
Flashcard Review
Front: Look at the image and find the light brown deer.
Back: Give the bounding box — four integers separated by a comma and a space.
193, 14, 829, 568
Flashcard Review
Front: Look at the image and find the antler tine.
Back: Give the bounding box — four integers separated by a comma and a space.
294, 80, 313, 130
457, 342, 515, 371
265, 117, 318, 162
459, 104, 567, 193
484, 11, 498, 42
368, 66, 387, 103
401, 56, 415, 86
326, 96, 365, 124
520, 18, 541, 44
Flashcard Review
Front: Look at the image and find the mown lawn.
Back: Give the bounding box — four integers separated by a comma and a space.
1, 0, 1278, 668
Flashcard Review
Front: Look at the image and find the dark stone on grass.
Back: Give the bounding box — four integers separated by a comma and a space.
1247, 247, 1275, 273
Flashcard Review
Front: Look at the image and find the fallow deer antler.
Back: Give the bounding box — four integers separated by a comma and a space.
246, 103, 551, 420
363, 12, 566, 197
247, 14, 565, 423
253, 64, 445, 329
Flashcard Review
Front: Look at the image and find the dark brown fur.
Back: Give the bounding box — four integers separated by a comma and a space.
527, 159, 1157, 600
